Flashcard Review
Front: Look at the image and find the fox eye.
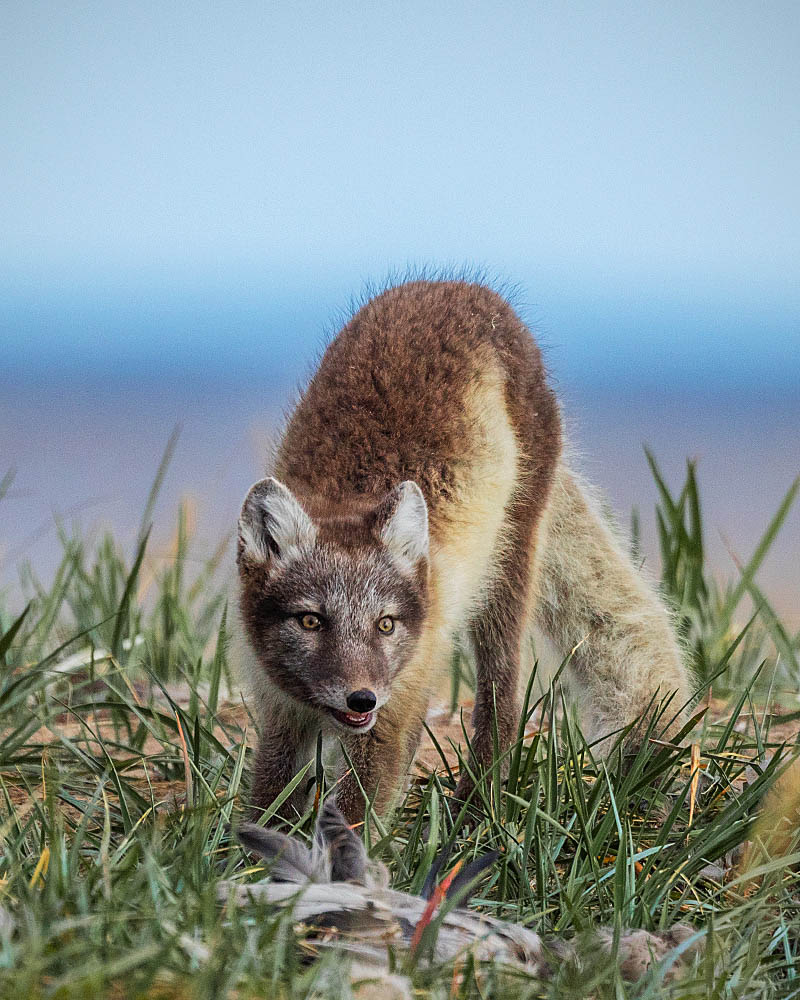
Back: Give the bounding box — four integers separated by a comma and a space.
377, 616, 395, 634
298, 613, 322, 631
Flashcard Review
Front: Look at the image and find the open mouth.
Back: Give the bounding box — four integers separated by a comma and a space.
329, 708, 375, 730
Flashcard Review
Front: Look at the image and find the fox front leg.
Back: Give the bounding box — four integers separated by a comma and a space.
334, 698, 429, 825
250, 715, 314, 823
454, 488, 541, 809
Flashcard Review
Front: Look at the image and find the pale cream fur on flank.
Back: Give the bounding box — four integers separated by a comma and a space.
425, 354, 520, 631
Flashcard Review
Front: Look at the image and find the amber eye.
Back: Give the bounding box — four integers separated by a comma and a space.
299, 613, 322, 631
377, 616, 395, 634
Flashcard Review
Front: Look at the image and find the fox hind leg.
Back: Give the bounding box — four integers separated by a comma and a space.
535, 464, 690, 755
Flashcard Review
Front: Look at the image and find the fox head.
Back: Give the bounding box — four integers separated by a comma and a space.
237, 477, 429, 734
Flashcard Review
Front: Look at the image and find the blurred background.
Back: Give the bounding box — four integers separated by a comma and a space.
2, 2, 798, 624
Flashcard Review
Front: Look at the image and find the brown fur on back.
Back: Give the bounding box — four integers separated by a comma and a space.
275, 280, 561, 516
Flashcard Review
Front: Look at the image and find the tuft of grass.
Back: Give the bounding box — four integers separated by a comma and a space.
645, 449, 800, 697
0, 452, 798, 998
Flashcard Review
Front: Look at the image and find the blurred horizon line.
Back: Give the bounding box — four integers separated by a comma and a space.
4, 284, 799, 393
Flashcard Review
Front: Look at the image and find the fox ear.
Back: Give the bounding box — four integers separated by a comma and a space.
374, 481, 429, 566
238, 477, 316, 565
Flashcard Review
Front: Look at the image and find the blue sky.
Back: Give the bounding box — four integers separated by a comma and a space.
2, 1, 799, 388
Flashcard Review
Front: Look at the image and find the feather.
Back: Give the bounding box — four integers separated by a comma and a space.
237, 822, 316, 883
315, 799, 369, 883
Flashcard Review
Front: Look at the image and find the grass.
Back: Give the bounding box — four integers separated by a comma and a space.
0, 453, 798, 998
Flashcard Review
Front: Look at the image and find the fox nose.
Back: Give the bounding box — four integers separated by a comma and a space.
346, 689, 377, 713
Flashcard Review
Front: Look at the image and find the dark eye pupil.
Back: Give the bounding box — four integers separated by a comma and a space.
301, 614, 319, 629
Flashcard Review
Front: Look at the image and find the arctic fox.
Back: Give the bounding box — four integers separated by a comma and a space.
237, 280, 689, 823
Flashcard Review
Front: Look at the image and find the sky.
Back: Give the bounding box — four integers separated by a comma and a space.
1, 2, 798, 619
2, 1, 799, 386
